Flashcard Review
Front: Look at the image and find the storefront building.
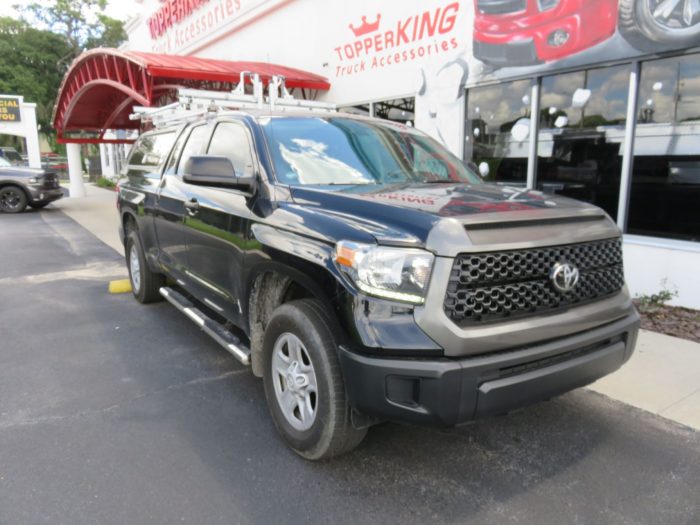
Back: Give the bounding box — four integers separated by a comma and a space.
120, 0, 700, 308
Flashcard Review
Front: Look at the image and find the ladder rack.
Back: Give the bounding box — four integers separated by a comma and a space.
129, 72, 336, 129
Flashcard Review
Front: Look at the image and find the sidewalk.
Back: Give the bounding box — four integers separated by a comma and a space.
52, 186, 700, 431
54, 183, 123, 255
590, 330, 700, 430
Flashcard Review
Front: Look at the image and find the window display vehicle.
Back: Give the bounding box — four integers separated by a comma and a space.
117, 78, 639, 459
473, 0, 700, 67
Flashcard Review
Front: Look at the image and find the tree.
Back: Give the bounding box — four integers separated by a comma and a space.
15, 0, 126, 59
0, 17, 72, 129
0, 0, 127, 145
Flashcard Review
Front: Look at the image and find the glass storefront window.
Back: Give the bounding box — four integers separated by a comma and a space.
374, 98, 415, 123
536, 65, 630, 218
465, 79, 532, 185
628, 54, 700, 242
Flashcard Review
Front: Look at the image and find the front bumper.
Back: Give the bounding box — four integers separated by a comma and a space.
339, 312, 639, 426
28, 187, 63, 204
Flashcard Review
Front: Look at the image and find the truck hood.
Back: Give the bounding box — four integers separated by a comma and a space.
0, 167, 47, 177
290, 182, 598, 217
287, 182, 611, 248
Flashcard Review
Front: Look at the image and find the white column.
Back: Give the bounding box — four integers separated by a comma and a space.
617, 63, 641, 231
22, 102, 41, 168
66, 143, 85, 198
99, 143, 109, 177
526, 80, 540, 190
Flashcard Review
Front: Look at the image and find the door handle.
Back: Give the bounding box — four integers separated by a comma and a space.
184, 198, 200, 216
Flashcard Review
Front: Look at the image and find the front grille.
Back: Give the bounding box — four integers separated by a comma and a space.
43, 173, 59, 189
476, 0, 527, 14
444, 238, 624, 325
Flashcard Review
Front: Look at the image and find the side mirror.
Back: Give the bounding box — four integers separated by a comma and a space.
183, 155, 255, 192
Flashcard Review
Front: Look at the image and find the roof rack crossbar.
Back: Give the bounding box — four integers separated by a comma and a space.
128, 72, 336, 128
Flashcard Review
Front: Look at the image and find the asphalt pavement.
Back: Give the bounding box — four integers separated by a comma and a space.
1, 208, 699, 525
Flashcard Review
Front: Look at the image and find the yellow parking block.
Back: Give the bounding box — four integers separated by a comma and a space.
109, 279, 132, 294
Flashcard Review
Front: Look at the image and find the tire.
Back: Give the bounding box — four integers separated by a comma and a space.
619, 0, 700, 52
125, 229, 165, 303
262, 299, 367, 460
0, 185, 28, 213
29, 202, 50, 209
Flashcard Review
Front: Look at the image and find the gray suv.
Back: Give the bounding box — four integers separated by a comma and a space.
0, 156, 63, 213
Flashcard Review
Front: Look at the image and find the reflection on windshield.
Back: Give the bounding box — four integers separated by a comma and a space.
262, 117, 480, 186
279, 138, 370, 185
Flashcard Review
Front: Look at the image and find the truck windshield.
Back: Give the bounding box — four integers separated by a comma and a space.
261, 116, 481, 186
2, 150, 22, 162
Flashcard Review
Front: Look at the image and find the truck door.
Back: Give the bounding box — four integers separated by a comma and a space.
181, 120, 255, 324
154, 124, 209, 283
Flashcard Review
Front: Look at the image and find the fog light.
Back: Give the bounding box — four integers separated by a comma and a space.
547, 29, 570, 47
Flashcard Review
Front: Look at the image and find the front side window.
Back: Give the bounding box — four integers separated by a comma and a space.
177, 125, 209, 176
262, 117, 480, 186
207, 122, 255, 177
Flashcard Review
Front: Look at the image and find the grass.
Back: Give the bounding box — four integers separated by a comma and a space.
95, 176, 117, 190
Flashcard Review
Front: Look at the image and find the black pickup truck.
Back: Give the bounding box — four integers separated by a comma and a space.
117, 111, 639, 460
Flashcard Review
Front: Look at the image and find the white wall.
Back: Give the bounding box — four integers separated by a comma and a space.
624, 237, 700, 309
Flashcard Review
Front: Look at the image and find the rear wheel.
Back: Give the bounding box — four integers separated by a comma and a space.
619, 0, 700, 52
262, 299, 367, 460
125, 229, 165, 303
0, 185, 28, 213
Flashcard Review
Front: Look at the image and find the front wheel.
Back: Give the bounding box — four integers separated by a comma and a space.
125, 230, 165, 303
619, 0, 700, 52
0, 185, 28, 213
262, 299, 367, 460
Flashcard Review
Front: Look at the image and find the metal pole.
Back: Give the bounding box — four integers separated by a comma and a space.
617, 62, 640, 231
526, 79, 540, 189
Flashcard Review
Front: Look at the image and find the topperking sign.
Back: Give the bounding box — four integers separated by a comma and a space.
0, 97, 21, 122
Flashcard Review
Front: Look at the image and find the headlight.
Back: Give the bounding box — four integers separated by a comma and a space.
334, 241, 434, 304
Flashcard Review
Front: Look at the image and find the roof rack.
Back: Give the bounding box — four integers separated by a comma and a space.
129, 72, 336, 128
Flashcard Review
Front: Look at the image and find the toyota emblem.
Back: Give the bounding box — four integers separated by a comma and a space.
550, 262, 579, 293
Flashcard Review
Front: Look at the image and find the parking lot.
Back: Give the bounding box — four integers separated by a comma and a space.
1, 208, 699, 525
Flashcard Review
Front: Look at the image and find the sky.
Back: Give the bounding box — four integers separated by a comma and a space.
9, 0, 144, 22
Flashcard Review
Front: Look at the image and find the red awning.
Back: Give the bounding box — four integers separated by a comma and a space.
52, 48, 331, 144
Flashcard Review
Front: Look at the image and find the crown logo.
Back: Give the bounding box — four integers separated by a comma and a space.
349, 14, 381, 37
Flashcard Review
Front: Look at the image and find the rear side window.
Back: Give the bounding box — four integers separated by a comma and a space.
177, 125, 209, 176
162, 128, 188, 176
127, 131, 176, 178
206, 122, 255, 177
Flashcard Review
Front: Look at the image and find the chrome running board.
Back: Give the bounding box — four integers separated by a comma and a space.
159, 286, 251, 366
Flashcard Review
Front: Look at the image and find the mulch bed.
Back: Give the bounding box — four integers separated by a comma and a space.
633, 301, 700, 344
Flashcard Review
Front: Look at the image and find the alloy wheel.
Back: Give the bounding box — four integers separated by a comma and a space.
271, 332, 318, 432
129, 244, 141, 293
650, 0, 700, 30
0, 189, 22, 210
